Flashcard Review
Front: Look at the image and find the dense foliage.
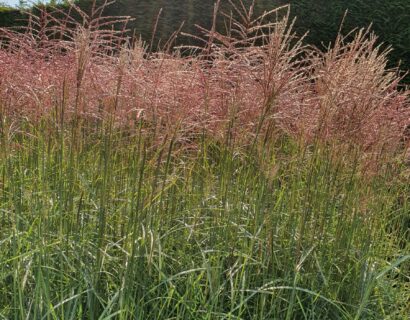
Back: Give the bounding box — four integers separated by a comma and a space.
0, 2, 409, 318
0, 7, 27, 28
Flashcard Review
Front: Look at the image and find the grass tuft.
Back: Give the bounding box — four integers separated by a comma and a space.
0, 1, 409, 319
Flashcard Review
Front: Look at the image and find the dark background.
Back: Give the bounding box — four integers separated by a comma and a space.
1, 0, 409, 83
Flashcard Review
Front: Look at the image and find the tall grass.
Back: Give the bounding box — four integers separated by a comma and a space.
0, 1, 409, 319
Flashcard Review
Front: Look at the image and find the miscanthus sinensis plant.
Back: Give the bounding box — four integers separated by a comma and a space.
0, 1, 409, 319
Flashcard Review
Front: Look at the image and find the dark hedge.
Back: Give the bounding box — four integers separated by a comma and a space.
1, 0, 409, 82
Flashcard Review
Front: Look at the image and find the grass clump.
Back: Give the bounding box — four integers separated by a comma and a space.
0, 1, 409, 319
0, 119, 408, 319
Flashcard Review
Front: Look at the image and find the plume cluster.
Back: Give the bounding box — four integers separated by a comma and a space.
0, 1, 409, 162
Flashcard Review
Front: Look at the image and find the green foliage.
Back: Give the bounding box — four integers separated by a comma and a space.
1, 2, 408, 317
0, 118, 408, 318
0, 8, 26, 27
0, 5, 12, 12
